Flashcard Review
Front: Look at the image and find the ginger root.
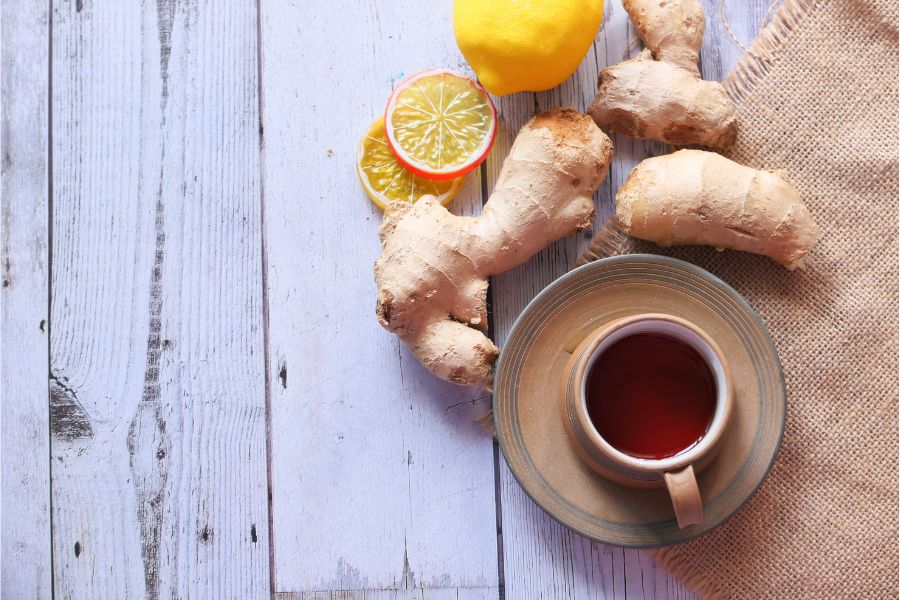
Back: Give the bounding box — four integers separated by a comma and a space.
588, 0, 737, 148
616, 150, 820, 269
374, 109, 614, 385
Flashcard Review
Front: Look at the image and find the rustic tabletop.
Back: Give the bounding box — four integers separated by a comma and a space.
2, 1, 773, 598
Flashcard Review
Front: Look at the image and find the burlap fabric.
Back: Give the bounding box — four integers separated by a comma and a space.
578, 0, 899, 597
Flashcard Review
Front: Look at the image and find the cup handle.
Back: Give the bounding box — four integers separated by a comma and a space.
664, 465, 703, 529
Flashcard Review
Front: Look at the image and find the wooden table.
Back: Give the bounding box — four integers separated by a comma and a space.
1, 1, 771, 598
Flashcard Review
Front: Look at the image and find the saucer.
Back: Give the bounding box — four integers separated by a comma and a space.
493, 255, 786, 548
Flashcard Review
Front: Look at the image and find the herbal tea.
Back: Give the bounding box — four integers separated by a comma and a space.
585, 332, 716, 460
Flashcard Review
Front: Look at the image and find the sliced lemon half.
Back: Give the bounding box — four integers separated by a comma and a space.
384, 69, 497, 180
357, 117, 464, 210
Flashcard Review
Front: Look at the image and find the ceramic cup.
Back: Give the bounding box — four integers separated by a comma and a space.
560, 313, 734, 529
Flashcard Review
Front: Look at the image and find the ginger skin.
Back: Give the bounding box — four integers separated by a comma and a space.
588, 0, 737, 148
616, 150, 820, 269
375, 109, 614, 385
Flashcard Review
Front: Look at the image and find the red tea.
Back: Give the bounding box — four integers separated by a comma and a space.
585, 332, 716, 460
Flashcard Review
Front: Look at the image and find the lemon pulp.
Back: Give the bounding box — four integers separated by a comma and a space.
386, 70, 495, 176
357, 117, 463, 210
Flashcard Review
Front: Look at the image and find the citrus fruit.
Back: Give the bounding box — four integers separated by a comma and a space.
453, 0, 604, 96
384, 69, 496, 180
357, 117, 464, 210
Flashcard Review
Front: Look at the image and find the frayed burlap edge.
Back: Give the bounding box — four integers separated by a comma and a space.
723, 0, 819, 104
576, 221, 632, 265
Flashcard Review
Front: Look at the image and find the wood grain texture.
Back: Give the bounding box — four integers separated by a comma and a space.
0, 1, 52, 598
487, 1, 771, 598
259, 0, 498, 596
49, 1, 269, 598
276, 589, 497, 600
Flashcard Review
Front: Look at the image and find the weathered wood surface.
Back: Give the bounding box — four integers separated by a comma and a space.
1, 1, 52, 598
48, 1, 269, 598
259, 0, 499, 595
0, 0, 767, 597
276, 590, 499, 600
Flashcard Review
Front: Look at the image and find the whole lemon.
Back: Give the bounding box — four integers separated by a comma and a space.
453, 0, 604, 96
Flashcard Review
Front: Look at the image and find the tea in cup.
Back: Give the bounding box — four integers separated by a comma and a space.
560, 313, 733, 528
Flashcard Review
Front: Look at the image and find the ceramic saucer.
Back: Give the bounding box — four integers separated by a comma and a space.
493, 255, 786, 547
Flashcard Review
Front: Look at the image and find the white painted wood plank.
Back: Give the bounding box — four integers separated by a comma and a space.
278, 589, 496, 600
0, 1, 52, 597
488, 1, 768, 598
260, 0, 498, 596
49, 1, 269, 598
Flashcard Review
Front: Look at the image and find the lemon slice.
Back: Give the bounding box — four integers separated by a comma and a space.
357, 117, 464, 210
384, 69, 497, 180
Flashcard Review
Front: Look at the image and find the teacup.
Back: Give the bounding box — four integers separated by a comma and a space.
560, 313, 733, 528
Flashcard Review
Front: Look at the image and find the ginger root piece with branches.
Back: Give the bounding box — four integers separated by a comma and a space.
617, 150, 820, 269
375, 109, 614, 386
588, 0, 737, 148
